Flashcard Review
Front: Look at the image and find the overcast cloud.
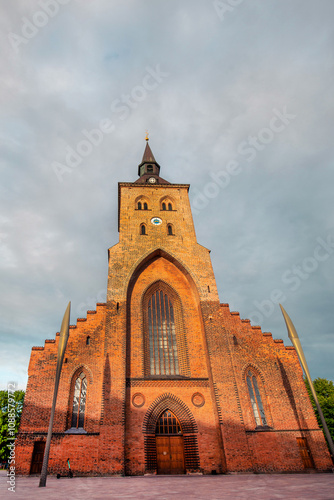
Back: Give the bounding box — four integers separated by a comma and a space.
1, 0, 333, 389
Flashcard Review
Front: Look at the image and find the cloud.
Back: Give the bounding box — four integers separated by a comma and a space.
1, 0, 334, 389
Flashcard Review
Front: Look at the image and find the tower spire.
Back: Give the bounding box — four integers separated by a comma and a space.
141, 140, 156, 165
135, 136, 170, 184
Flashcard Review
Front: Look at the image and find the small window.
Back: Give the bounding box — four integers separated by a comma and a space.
162, 203, 166, 211
168, 203, 172, 211
138, 202, 142, 210
141, 224, 146, 235
147, 165, 153, 172
86, 336, 90, 345
143, 202, 148, 210
167, 224, 173, 235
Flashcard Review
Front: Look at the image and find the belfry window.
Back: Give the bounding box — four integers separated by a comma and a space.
147, 289, 180, 376
137, 200, 149, 210
246, 371, 267, 426
71, 373, 87, 428
161, 199, 174, 211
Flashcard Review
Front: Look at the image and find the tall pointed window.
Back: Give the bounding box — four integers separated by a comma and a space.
246, 371, 267, 426
71, 373, 87, 428
147, 289, 180, 376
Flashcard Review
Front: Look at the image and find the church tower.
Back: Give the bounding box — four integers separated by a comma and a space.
16, 140, 332, 476
105, 137, 224, 474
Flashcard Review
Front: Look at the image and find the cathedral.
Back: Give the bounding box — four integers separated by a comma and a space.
16, 140, 332, 476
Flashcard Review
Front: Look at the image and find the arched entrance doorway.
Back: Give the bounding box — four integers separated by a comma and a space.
155, 410, 185, 474
143, 393, 200, 474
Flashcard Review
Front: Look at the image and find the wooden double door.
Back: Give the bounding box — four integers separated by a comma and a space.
156, 436, 185, 474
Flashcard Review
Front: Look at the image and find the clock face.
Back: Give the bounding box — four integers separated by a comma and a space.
151, 217, 162, 226
148, 177, 156, 184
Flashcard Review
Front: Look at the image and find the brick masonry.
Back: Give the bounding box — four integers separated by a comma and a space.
16, 148, 333, 476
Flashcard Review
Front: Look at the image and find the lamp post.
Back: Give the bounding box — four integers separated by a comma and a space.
39, 302, 71, 487
279, 304, 334, 463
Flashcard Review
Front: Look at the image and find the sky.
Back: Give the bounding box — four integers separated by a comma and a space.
1, 0, 333, 390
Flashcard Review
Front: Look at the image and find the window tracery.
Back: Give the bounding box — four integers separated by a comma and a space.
156, 410, 182, 435
160, 198, 175, 211
246, 371, 267, 426
147, 288, 180, 375
71, 373, 87, 429
136, 197, 150, 210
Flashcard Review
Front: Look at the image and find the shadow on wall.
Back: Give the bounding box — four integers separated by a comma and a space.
15, 389, 332, 477
277, 357, 308, 429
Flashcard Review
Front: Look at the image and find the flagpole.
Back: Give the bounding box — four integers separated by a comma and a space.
39, 302, 71, 487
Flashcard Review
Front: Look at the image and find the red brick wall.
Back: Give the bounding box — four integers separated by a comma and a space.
16, 179, 333, 475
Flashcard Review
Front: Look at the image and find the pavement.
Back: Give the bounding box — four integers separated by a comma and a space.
1, 470, 334, 500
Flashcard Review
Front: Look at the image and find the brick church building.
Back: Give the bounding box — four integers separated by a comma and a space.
17, 140, 332, 476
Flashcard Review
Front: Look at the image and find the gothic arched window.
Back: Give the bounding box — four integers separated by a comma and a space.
147, 288, 180, 376
167, 224, 173, 235
246, 371, 267, 426
136, 197, 151, 211
160, 198, 175, 211
71, 373, 87, 428
156, 410, 182, 435
141, 224, 146, 235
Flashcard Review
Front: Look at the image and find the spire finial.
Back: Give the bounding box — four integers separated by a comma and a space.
145, 130, 149, 141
